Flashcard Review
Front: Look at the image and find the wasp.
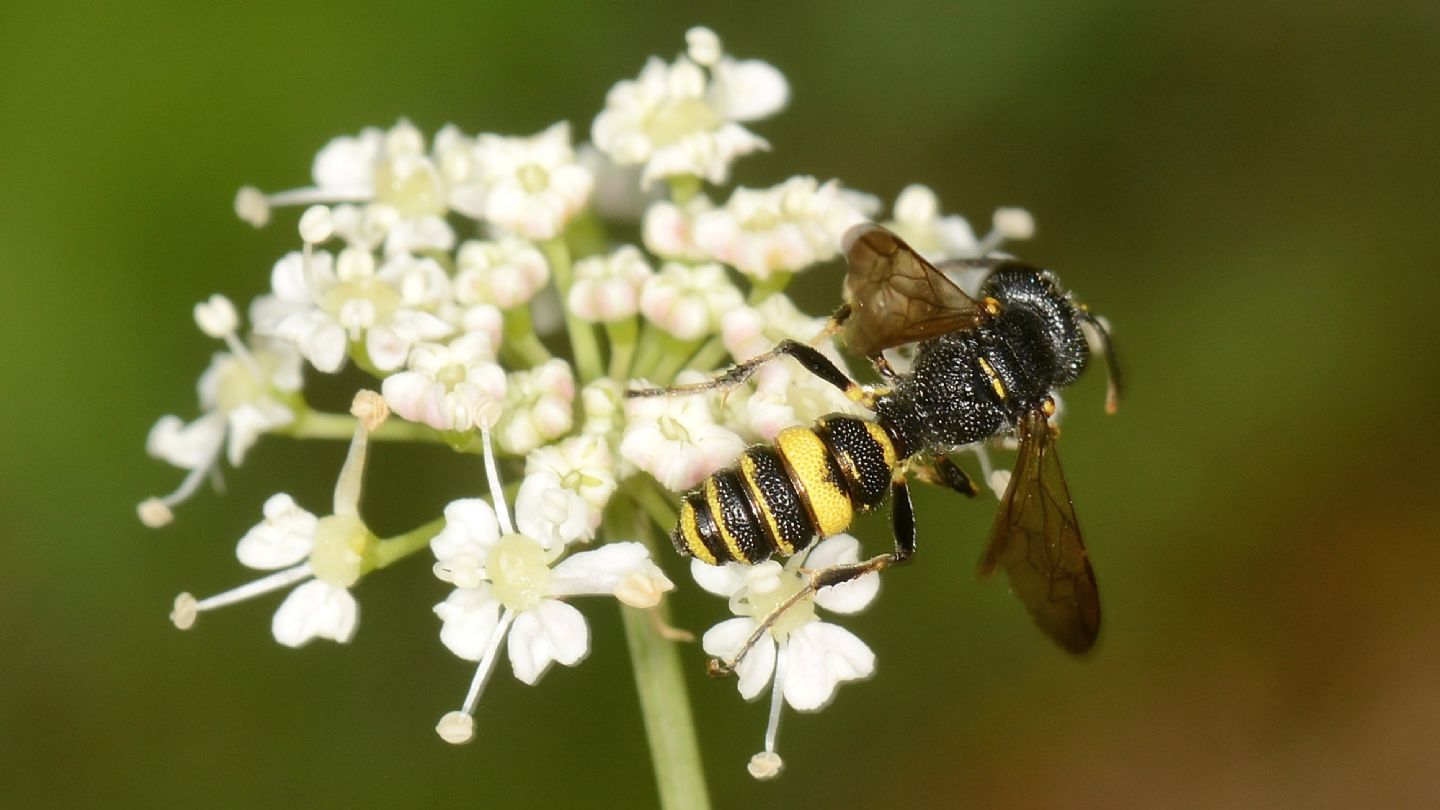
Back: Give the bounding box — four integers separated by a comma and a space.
628, 224, 1120, 666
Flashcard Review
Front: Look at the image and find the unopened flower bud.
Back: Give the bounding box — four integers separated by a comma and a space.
194, 294, 239, 338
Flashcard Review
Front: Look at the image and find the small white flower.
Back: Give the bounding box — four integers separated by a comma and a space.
472, 122, 593, 241
432, 429, 674, 744
381, 332, 507, 432
234, 120, 482, 255
567, 245, 653, 323
620, 372, 746, 491
884, 185, 1036, 262
251, 247, 452, 373
693, 177, 874, 280
591, 31, 787, 187
638, 262, 743, 341
641, 195, 713, 261
579, 378, 626, 438
453, 237, 551, 310
525, 434, 619, 530
885, 184, 981, 261
495, 359, 576, 455
140, 304, 303, 526
695, 534, 879, 777
169, 401, 385, 646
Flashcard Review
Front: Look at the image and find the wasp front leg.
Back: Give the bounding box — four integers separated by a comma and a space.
626, 339, 885, 409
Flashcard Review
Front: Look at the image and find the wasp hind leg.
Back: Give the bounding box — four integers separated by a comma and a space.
708, 476, 916, 678
626, 338, 881, 407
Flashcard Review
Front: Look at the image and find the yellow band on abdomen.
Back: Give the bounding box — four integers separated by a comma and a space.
775, 426, 853, 538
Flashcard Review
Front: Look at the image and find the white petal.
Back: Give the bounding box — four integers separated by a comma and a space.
808, 534, 881, 614
702, 617, 775, 700
236, 493, 318, 570
224, 401, 294, 466
433, 586, 502, 661
548, 542, 671, 597
431, 498, 501, 564
713, 58, 789, 121
689, 558, 746, 598
146, 413, 226, 470
271, 580, 358, 647
781, 622, 874, 711
513, 472, 591, 549
507, 599, 590, 685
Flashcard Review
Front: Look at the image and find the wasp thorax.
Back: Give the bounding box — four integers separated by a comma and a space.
486, 533, 553, 611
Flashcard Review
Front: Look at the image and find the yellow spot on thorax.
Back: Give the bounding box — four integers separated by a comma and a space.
978, 356, 1007, 400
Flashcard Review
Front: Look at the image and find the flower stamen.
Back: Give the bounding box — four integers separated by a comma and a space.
748, 644, 788, 780
437, 608, 517, 745
170, 563, 314, 630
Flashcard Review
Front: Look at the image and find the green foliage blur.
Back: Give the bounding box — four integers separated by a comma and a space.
3, 1, 1437, 807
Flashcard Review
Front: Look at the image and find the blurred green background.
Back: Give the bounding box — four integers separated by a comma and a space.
3, 1, 1438, 807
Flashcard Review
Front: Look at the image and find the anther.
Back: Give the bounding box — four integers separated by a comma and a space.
747, 751, 784, 780
234, 186, 271, 228
435, 711, 475, 745
170, 593, 199, 630
614, 571, 668, 609
351, 390, 390, 431
138, 498, 175, 528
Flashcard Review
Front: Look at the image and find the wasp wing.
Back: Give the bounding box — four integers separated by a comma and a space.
841, 224, 986, 357
977, 409, 1101, 654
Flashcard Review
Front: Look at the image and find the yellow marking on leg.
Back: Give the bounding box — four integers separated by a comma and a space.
740, 454, 793, 556
845, 384, 891, 409
704, 477, 747, 563
977, 356, 1007, 401
678, 500, 717, 565
775, 427, 853, 537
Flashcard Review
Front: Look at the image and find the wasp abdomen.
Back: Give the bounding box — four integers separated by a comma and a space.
672, 414, 900, 565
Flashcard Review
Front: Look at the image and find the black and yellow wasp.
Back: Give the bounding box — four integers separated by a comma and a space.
629, 224, 1119, 662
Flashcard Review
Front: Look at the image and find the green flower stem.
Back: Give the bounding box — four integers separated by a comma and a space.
503, 307, 554, 368
366, 516, 444, 571
630, 323, 665, 381
281, 410, 439, 443
608, 499, 711, 810
649, 334, 703, 385
631, 476, 680, 534
666, 174, 703, 205
746, 270, 793, 304
543, 238, 604, 384
683, 337, 729, 378
605, 316, 639, 380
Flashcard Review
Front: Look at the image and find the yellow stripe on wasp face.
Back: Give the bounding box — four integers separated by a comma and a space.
678, 499, 717, 565
775, 427, 853, 538
740, 453, 793, 556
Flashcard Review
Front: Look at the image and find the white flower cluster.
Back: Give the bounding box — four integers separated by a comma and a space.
144, 24, 1038, 782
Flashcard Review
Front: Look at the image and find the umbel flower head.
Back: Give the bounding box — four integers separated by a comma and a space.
144, 22, 1042, 794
